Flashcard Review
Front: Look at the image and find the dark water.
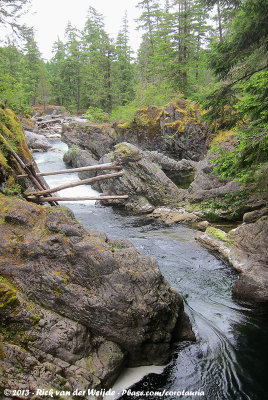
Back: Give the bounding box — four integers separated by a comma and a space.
34, 140, 268, 400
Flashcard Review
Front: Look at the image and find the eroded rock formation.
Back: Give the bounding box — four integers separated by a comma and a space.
0, 195, 195, 394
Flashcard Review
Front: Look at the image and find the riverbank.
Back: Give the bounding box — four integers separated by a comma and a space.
26, 110, 268, 305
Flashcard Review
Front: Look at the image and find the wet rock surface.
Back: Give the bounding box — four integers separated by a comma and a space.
0, 195, 194, 395
196, 216, 268, 303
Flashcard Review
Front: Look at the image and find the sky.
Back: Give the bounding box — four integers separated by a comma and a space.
19, 0, 144, 60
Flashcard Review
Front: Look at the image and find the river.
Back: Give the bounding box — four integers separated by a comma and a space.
33, 140, 267, 400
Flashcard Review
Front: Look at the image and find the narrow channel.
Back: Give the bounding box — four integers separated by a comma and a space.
33, 139, 267, 400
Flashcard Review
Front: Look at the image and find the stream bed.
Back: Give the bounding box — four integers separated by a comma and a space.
33, 140, 267, 400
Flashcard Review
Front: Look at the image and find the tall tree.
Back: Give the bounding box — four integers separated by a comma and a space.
63, 22, 82, 112
0, 40, 24, 108
136, 0, 162, 84
49, 38, 67, 106
81, 7, 115, 112
114, 11, 135, 106
36, 63, 51, 111
21, 28, 41, 105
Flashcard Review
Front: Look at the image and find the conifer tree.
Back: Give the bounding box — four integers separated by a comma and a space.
21, 28, 41, 105
114, 11, 135, 106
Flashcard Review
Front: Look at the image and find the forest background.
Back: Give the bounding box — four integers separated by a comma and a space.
0, 0, 267, 185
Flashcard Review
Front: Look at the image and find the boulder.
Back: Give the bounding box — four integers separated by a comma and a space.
62, 120, 116, 160
184, 157, 242, 202
63, 146, 98, 179
149, 207, 201, 225
196, 217, 268, 303
0, 195, 194, 393
92, 143, 183, 213
24, 131, 53, 152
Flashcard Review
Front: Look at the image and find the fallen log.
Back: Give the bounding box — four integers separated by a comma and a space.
26, 195, 129, 203
26, 172, 123, 196
0, 133, 58, 206
36, 118, 62, 125
17, 162, 122, 178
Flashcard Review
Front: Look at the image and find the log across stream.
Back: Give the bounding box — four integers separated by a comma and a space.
33, 139, 267, 400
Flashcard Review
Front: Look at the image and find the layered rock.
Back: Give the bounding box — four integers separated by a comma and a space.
92, 143, 183, 213
62, 120, 116, 160
114, 100, 211, 161
196, 215, 268, 303
0, 195, 195, 394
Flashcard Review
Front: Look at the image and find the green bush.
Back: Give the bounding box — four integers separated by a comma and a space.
84, 106, 109, 123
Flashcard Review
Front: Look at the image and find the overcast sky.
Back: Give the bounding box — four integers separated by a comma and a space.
19, 0, 145, 60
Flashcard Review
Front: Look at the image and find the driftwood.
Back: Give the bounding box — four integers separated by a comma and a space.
17, 162, 122, 178
26, 195, 129, 203
36, 118, 62, 125
0, 133, 58, 206
26, 172, 123, 196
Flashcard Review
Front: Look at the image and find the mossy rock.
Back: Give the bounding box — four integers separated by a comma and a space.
0, 104, 33, 193
205, 226, 229, 242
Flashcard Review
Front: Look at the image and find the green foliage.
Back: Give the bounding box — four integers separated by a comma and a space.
110, 81, 177, 122
200, 191, 248, 221
211, 129, 268, 184
84, 106, 109, 123
203, 0, 268, 185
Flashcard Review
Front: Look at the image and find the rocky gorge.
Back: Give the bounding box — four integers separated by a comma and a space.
58, 101, 267, 304
0, 104, 195, 397
1, 100, 267, 398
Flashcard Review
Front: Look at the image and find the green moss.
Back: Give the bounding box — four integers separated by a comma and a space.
205, 226, 229, 242
54, 288, 62, 296
115, 143, 139, 158
0, 106, 33, 191
31, 315, 41, 327
118, 122, 131, 129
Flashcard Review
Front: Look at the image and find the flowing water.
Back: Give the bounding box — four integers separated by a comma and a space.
33, 140, 267, 400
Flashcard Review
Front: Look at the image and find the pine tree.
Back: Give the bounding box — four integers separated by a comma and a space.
63, 23, 82, 112
36, 63, 51, 111
114, 11, 135, 106
81, 7, 115, 112
21, 28, 41, 105
0, 41, 24, 108
50, 38, 67, 106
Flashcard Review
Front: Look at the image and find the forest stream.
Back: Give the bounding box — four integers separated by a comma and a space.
33, 139, 267, 400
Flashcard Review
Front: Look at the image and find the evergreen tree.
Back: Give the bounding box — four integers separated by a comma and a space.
36, 63, 51, 111
21, 28, 41, 105
204, 0, 268, 183
63, 22, 82, 112
114, 11, 135, 106
0, 41, 24, 108
81, 7, 115, 112
136, 0, 162, 84
49, 38, 67, 106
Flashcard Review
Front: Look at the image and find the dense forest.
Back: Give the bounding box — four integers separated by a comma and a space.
0, 0, 267, 185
